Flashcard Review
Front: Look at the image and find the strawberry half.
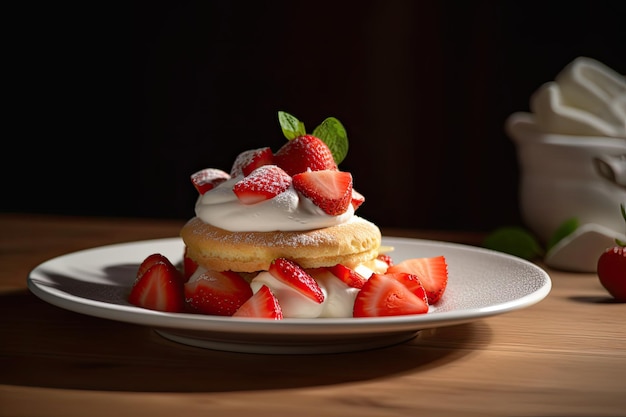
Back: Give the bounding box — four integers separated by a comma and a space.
353, 273, 429, 317
129, 259, 185, 313
233, 285, 283, 319
184, 270, 253, 316
326, 264, 367, 289
232, 165, 292, 204
386, 256, 449, 304
597, 246, 626, 301
292, 170, 353, 216
268, 258, 325, 303
274, 135, 337, 176
190, 168, 231, 195
386, 272, 429, 305
230, 147, 275, 177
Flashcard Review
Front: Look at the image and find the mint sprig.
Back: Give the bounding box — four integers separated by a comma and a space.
277, 111, 349, 165
278, 111, 306, 139
312, 117, 348, 165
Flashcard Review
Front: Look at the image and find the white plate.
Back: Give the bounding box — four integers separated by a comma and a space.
27, 237, 551, 354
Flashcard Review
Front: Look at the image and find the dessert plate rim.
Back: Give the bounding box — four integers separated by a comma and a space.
27, 236, 551, 354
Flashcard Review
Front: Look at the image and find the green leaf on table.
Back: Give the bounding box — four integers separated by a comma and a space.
312, 117, 349, 165
483, 227, 544, 260
278, 111, 306, 140
546, 217, 579, 251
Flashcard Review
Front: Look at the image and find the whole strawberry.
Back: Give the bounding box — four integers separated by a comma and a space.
597, 204, 626, 302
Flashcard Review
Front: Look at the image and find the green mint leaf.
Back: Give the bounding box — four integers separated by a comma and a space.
483, 227, 544, 260
312, 117, 349, 164
278, 111, 306, 140
546, 217, 578, 251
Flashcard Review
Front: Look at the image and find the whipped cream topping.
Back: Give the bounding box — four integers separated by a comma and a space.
195, 176, 355, 232
529, 57, 626, 138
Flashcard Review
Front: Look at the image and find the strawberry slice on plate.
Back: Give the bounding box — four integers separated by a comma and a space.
268, 258, 324, 303
292, 170, 353, 216
386, 256, 449, 304
129, 258, 185, 313
232, 165, 292, 205
233, 285, 283, 319
190, 168, 231, 195
184, 270, 253, 316
353, 273, 429, 317
274, 134, 337, 176
230, 147, 275, 177
326, 264, 367, 289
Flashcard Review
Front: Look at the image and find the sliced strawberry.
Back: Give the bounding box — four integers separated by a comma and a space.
292, 170, 353, 215
136, 253, 170, 280
386, 256, 448, 304
326, 264, 367, 289
233, 285, 283, 319
182, 246, 198, 282
190, 168, 231, 195
351, 189, 365, 210
268, 258, 324, 303
184, 270, 253, 316
128, 260, 185, 313
230, 147, 275, 177
385, 272, 428, 305
376, 253, 394, 268
274, 135, 337, 176
232, 165, 292, 205
353, 273, 429, 317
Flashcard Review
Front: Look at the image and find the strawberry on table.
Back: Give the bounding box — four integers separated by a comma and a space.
233, 285, 283, 319
597, 204, 626, 302
184, 270, 253, 316
129, 256, 186, 313
386, 256, 449, 304
190, 168, 231, 195
353, 273, 429, 317
292, 170, 353, 216
230, 147, 275, 177
232, 165, 292, 204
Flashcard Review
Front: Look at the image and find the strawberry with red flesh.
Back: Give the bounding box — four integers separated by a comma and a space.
184, 270, 253, 316
353, 273, 429, 317
230, 147, 275, 177
129, 255, 186, 313
351, 189, 365, 210
233, 285, 283, 319
182, 246, 198, 282
293, 170, 353, 216
269, 258, 325, 303
327, 264, 367, 289
190, 168, 230, 195
274, 135, 337, 177
386, 256, 448, 304
597, 204, 626, 302
232, 165, 292, 205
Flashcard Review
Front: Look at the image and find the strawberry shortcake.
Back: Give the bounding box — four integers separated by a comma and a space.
129, 112, 448, 319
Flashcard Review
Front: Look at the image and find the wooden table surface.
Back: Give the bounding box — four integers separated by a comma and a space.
1, 213, 624, 417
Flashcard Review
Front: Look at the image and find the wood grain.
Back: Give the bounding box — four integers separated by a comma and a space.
1, 214, 624, 417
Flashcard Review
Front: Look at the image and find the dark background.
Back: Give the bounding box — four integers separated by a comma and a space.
6, 0, 626, 232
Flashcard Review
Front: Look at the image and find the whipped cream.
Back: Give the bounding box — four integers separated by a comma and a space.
529, 57, 626, 138
195, 176, 355, 232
